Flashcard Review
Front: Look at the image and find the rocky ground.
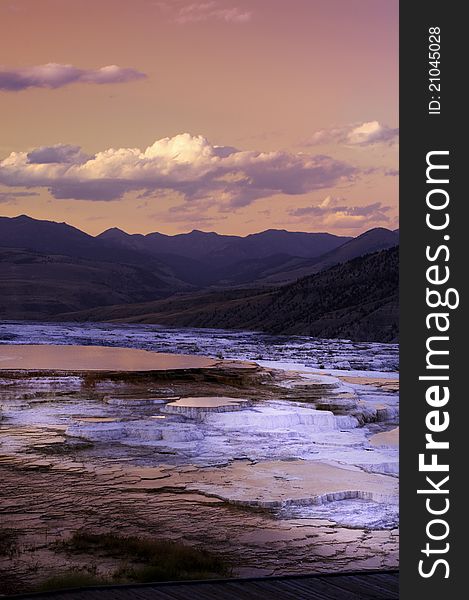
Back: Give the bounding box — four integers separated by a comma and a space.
0, 333, 399, 595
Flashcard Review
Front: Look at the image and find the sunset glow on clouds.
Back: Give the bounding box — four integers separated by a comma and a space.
173, 2, 251, 24
0, 134, 357, 204
0, 0, 398, 236
289, 195, 392, 229
154, 1, 252, 24
306, 121, 399, 147
0, 63, 146, 91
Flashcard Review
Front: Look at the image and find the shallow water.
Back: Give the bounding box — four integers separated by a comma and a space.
0, 343, 216, 371
0, 321, 399, 372
166, 397, 249, 408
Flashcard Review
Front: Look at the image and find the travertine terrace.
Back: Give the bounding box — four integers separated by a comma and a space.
0, 330, 399, 594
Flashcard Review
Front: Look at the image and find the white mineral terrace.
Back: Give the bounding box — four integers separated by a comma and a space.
0, 345, 399, 519
162, 396, 252, 417
0, 332, 399, 579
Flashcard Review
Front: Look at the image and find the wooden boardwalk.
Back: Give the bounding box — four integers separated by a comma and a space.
12, 571, 399, 600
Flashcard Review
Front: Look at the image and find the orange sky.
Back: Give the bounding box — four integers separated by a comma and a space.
0, 0, 398, 236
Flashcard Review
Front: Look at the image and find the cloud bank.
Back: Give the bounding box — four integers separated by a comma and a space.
306, 121, 399, 147
0, 190, 39, 204
0, 64, 147, 91
0, 134, 358, 204
289, 196, 392, 229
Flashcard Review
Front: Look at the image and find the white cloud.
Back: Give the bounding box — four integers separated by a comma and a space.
306, 121, 399, 147
0, 133, 358, 203
289, 195, 392, 228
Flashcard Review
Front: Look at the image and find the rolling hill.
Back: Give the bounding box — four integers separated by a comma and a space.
254, 228, 400, 285
0, 215, 399, 340
0, 215, 189, 290
62, 247, 399, 342
0, 215, 396, 289
0, 247, 171, 319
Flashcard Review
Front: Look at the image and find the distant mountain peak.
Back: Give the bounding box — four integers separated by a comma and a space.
98, 227, 130, 237
188, 229, 218, 236
354, 227, 398, 240
361, 226, 393, 234
13, 213, 56, 224
105, 226, 128, 233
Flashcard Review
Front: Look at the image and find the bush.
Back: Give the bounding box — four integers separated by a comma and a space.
37, 572, 108, 592
0, 529, 19, 558
55, 531, 231, 582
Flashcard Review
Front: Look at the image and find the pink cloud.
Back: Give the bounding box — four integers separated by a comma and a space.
305, 121, 399, 147
156, 1, 251, 24
0, 63, 147, 91
0, 134, 358, 203
289, 196, 392, 228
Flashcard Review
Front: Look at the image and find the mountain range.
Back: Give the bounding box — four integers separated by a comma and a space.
63, 247, 399, 342
0, 215, 399, 340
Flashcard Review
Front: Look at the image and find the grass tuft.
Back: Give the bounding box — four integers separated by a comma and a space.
0, 528, 19, 558
53, 531, 231, 585
37, 572, 109, 592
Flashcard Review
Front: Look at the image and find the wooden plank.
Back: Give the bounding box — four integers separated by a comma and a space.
315, 574, 398, 600
273, 579, 347, 600
361, 573, 400, 592
12, 572, 400, 600
249, 580, 323, 600
144, 587, 209, 600
345, 574, 399, 598
288, 578, 364, 600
